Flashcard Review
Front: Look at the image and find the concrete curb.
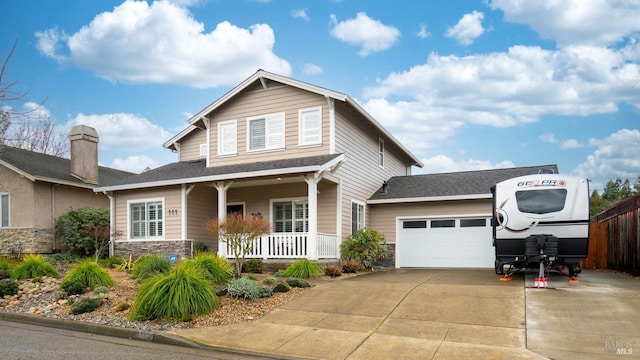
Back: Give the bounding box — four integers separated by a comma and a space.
0, 311, 200, 348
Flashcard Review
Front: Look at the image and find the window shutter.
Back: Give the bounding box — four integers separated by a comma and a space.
266, 115, 284, 149
301, 109, 321, 145
219, 121, 236, 155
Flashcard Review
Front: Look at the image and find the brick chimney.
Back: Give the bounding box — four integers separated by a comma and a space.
69, 125, 99, 184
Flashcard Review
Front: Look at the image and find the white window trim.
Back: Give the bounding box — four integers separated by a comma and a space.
378, 137, 385, 168
199, 143, 208, 157
351, 199, 366, 235
127, 197, 165, 240
269, 197, 309, 233
0, 193, 9, 228
298, 106, 322, 147
246, 112, 285, 153
226, 201, 246, 216
217, 119, 237, 156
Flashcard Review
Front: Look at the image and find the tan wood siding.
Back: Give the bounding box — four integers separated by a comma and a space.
334, 102, 415, 241
0, 167, 36, 228
205, 85, 330, 167
369, 199, 492, 243
179, 128, 207, 162
186, 184, 217, 250
114, 187, 182, 240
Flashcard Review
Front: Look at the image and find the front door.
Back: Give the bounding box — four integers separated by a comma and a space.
227, 203, 244, 216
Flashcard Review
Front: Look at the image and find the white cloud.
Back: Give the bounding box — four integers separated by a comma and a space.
417, 23, 430, 39
302, 63, 323, 75
291, 9, 309, 21
418, 154, 515, 174
539, 133, 557, 143
329, 12, 400, 56
36, 1, 290, 88
110, 155, 159, 174
488, 0, 640, 47
559, 139, 584, 149
64, 113, 172, 151
573, 129, 640, 191
445, 11, 486, 46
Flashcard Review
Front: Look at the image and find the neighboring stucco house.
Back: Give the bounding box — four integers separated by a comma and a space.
94, 69, 559, 268
95, 69, 422, 261
0, 125, 133, 256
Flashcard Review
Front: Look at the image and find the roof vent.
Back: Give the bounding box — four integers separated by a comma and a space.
380, 181, 389, 194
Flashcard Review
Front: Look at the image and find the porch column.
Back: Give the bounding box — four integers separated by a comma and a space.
214, 180, 233, 257
304, 176, 320, 260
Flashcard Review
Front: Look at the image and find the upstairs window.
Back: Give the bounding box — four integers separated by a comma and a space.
218, 120, 237, 156
0, 193, 9, 228
199, 143, 208, 157
379, 138, 385, 168
299, 106, 322, 146
129, 199, 164, 240
248, 112, 285, 152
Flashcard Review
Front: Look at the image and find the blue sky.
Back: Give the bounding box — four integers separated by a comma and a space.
1, 0, 639, 193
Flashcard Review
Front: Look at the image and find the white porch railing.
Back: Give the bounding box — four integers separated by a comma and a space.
225, 232, 338, 259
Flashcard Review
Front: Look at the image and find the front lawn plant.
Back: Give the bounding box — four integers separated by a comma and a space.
11, 254, 59, 280
281, 259, 323, 279
61, 259, 115, 291
340, 228, 387, 269
180, 252, 233, 284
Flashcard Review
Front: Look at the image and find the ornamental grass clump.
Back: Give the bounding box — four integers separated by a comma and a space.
11, 254, 59, 280
61, 259, 115, 291
129, 266, 219, 322
132, 254, 172, 281
281, 259, 323, 279
180, 252, 233, 284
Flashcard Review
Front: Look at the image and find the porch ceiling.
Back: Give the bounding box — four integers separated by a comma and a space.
95, 153, 344, 192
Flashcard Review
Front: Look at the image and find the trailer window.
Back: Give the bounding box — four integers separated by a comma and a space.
515, 189, 567, 214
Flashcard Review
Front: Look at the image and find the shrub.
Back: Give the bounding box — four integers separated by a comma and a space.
61, 278, 87, 295
282, 259, 323, 279
115, 302, 130, 312
258, 285, 273, 298
227, 277, 260, 300
262, 276, 278, 285
55, 207, 111, 259
129, 266, 219, 322
323, 264, 342, 277
11, 254, 59, 280
341, 259, 362, 273
93, 285, 109, 295
286, 278, 310, 288
272, 281, 290, 293
0, 278, 19, 296
0, 257, 13, 270
340, 228, 387, 269
181, 252, 233, 284
273, 269, 286, 277
244, 259, 264, 274
194, 241, 209, 254
99, 256, 124, 269
70, 297, 100, 315
0, 269, 11, 280
132, 254, 172, 281
46, 253, 81, 265
61, 260, 115, 291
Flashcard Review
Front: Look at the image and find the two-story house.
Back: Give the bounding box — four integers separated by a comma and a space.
95, 70, 559, 269
95, 70, 422, 262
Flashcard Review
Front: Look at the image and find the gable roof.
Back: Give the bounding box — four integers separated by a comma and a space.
163, 69, 422, 168
0, 146, 134, 189
95, 153, 345, 192
368, 164, 560, 204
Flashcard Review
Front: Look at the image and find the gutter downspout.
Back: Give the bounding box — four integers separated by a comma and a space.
103, 192, 115, 257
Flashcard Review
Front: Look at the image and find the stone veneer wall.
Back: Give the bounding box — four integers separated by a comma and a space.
373, 243, 396, 268
0, 228, 55, 256
113, 240, 193, 261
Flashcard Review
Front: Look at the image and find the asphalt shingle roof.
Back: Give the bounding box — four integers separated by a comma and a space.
105, 153, 344, 187
0, 146, 134, 187
369, 164, 559, 201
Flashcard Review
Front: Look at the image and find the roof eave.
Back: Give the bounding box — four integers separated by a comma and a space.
368, 193, 491, 204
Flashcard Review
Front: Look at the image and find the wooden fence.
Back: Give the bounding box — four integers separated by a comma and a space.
586, 193, 640, 273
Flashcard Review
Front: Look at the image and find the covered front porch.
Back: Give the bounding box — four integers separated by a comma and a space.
224, 232, 339, 260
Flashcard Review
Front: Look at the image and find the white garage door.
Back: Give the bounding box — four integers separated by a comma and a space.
398, 217, 494, 268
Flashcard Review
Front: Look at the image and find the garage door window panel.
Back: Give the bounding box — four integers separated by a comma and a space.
460, 218, 486, 227
430, 219, 455, 228
403, 220, 427, 229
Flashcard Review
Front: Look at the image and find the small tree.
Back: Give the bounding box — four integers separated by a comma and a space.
340, 228, 387, 269
204, 212, 271, 278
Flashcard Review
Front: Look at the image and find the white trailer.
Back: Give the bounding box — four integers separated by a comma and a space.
491, 174, 590, 279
